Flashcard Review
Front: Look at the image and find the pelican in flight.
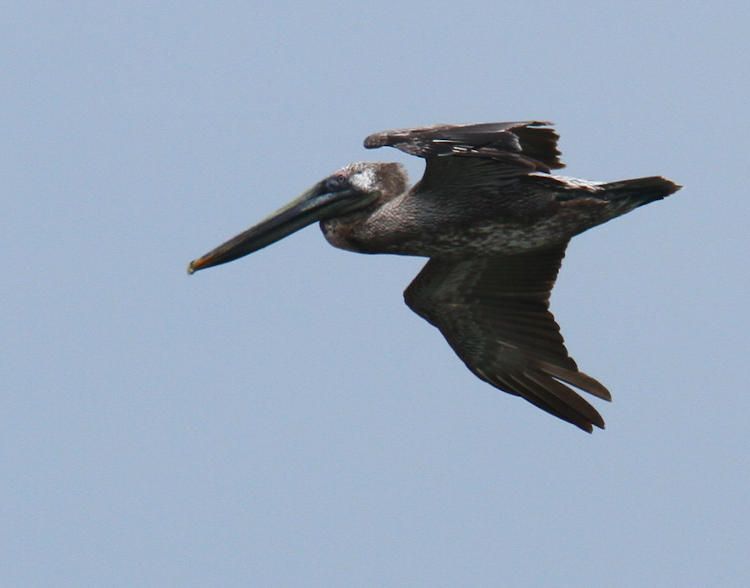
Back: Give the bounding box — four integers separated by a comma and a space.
189, 121, 680, 432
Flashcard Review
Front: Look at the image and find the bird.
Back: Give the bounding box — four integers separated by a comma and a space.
188, 121, 680, 432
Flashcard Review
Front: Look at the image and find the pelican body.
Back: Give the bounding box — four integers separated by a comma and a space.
189, 122, 680, 432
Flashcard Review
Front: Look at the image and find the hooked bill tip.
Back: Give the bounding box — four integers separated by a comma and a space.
187, 260, 197, 275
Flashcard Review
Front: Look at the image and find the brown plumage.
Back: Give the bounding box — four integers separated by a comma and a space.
189, 121, 681, 432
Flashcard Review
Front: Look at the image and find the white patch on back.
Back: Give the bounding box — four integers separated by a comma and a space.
542, 174, 603, 189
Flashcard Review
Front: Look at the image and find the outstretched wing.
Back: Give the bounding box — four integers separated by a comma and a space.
364, 121, 564, 179
404, 243, 611, 432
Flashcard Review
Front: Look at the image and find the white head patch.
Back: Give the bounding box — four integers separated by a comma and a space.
345, 162, 378, 193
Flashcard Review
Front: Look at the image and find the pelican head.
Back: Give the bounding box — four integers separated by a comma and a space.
187, 162, 407, 274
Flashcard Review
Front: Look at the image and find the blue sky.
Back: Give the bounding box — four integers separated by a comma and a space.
4, 2, 749, 586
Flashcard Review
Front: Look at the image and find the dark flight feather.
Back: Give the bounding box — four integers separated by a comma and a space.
364, 121, 564, 174
404, 244, 610, 432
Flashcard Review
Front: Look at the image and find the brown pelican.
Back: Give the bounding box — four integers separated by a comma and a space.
188, 121, 680, 432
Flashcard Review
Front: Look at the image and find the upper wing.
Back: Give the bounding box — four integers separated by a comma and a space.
364, 121, 564, 178
404, 244, 611, 432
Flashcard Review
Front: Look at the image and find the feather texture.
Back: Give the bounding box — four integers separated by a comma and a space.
404, 244, 610, 432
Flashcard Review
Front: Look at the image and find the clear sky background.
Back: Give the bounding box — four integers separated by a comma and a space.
4, 2, 749, 586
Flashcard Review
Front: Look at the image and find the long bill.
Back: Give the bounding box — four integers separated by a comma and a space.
187, 183, 376, 274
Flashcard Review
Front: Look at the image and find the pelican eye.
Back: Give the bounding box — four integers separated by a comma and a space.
325, 174, 350, 192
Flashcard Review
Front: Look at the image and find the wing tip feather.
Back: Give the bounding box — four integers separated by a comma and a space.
364, 121, 564, 171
